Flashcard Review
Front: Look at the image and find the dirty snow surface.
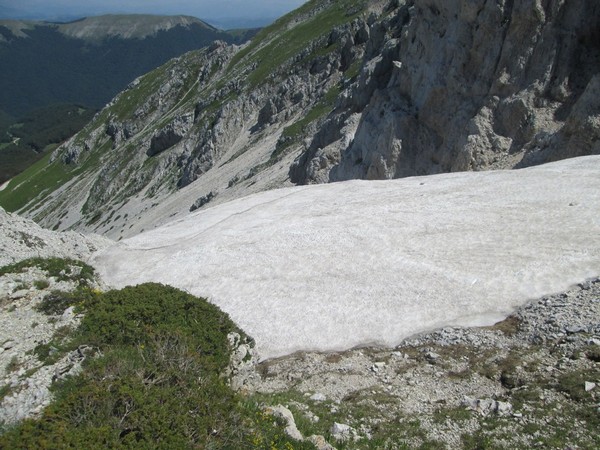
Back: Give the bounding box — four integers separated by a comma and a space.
93, 156, 600, 360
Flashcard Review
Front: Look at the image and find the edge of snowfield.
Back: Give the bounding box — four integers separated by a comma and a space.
92, 156, 600, 360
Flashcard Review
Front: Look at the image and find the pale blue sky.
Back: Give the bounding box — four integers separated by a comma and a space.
0, 0, 307, 28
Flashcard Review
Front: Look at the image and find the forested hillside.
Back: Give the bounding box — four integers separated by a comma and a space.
0, 16, 256, 118
0, 104, 96, 184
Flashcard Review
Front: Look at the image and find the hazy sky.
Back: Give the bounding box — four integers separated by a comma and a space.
0, 0, 307, 27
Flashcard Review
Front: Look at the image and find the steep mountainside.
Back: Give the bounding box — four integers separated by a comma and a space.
1, 0, 598, 238
0, 15, 256, 117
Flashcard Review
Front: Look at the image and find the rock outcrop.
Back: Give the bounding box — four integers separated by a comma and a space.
147, 113, 194, 157
0, 271, 90, 425
0, 207, 112, 267
0, 257, 107, 425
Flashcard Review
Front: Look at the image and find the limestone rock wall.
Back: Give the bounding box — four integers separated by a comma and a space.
293, 0, 600, 183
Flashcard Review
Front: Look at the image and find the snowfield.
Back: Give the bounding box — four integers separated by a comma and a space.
93, 156, 600, 360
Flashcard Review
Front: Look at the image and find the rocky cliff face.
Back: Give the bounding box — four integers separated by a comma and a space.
294, 0, 600, 183
3, 0, 598, 236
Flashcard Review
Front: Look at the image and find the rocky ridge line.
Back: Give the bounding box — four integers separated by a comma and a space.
0, 268, 98, 425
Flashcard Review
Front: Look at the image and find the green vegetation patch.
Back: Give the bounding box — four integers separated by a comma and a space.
35, 290, 85, 316
111, 60, 173, 120
32, 324, 76, 366
0, 384, 14, 403
555, 369, 599, 402
249, 1, 365, 87
0, 131, 110, 215
0, 258, 95, 285
78, 284, 237, 372
275, 83, 341, 158
0, 152, 72, 213
0, 282, 305, 448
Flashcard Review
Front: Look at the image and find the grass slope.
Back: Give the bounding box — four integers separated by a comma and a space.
0, 152, 72, 213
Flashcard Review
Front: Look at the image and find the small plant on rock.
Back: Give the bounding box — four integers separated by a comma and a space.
5, 356, 20, 373
33, 279, 50, 290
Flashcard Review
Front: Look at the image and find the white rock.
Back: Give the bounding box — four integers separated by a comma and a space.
310, 393, 327, 402
227, 332, 240, 347
425, 352, 440, 362
307, 435, 336, 450
330, 422, 356, 442
496, 401, 513, 415
463, 397, 512, 416
462, 397, 478, 410
60, 306, 76, 322
9, 290, 29, 300
0, 207, 112, 267
265, 405, 304, 441
370, 362, 386, 372
584, 381, 596, 392
233, 345, 248, 362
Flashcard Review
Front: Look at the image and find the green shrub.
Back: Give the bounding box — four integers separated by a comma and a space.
33, 279, 50, 290
5, 356, 20, 373
35, 288, 95, 316
0, 384, 13, 403
584, 345, 600, 362
77, 283, 237, 373
556, 369, 598, 402
32, 342, 62, 366
0, 258, 95, 285
0, 283, 304, 448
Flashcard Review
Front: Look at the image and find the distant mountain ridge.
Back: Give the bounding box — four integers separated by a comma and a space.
0, 15, 220, 43
52, 14, 218, 41
0, 14, 257, 117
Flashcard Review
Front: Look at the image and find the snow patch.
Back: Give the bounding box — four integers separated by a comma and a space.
92, 156, 600, 360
